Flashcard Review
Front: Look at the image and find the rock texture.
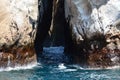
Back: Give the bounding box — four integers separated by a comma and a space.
0, 0, 38, 67
65, 0, 120, 68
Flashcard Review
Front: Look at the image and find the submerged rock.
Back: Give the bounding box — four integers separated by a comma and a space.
0, 0, 38, 67
65, 0, 120, 68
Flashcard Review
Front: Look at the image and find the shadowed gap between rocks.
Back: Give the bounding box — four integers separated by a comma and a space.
34, 0, 108, 66
35, 0, 53, 54
34, 0, 73, 58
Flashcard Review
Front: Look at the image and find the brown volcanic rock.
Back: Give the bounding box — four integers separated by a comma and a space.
0, 45, 36, 68
88, 48, 120, 68
0, 0, 38, 67
65, 0, 120, 68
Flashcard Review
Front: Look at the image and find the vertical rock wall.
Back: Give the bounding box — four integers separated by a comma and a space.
0, 0, 38, 67
65, 0, 120, 68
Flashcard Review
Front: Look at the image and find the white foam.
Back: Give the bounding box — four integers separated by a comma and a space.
106, 66, 120, 70
69, 64, 120, 70
63, 69, 77, 72
86, 66, 120, 70
90, 73, 110, 79
58, 63, 66, 69
0, 62, 38, 72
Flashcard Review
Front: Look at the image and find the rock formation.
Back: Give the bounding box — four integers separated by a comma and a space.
1, 0, 120, 68
65, 0, 120, 68
35, 0, 120, 68
0, 0, 38, 67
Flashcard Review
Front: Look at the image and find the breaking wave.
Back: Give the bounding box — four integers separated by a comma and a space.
0, 62, 38, 72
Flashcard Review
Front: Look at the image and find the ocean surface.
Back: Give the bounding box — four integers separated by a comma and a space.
0, 46, 120, 80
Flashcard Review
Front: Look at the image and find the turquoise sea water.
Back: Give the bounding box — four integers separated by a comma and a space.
0, 47, 120, 80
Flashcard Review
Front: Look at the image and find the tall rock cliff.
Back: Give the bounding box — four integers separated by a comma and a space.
0, 0, 38, 67
1, 0, 119, 68
65, 0, 120, 68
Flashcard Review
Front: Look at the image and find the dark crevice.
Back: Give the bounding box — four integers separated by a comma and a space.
43, 0, 66, 47
35, 0, 53, 54
34, 0, 74, 57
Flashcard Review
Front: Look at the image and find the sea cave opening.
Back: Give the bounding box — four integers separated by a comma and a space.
34, 0, 73, 60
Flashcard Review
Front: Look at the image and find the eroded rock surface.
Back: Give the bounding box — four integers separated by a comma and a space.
0, 0, 38, 67
65, 0, 120, 68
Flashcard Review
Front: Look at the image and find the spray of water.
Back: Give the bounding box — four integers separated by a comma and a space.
0, 62, 38, 72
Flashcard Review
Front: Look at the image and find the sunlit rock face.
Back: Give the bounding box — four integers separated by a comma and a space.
65, 0, 120, 68
0, 0, 38, 67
